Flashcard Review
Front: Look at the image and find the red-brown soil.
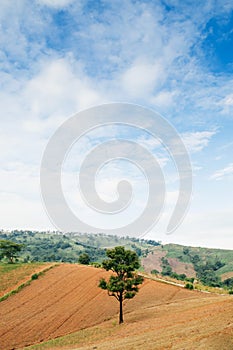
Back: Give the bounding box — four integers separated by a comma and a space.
221, 271, 233, 280
141, 250, 166, 273
0, 263, 54, 297
0, 264, 232, 350
0, 264, 117, 349
142, 250, 196, 277
167, 257, 196, 277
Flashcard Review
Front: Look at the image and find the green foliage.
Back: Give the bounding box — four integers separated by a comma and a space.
190, 254, 201, 265
229, 289, 233, 295
31, 273, 39, 280
0, 230, 159, 263
161, 265, 172, 276
191, 258, 223, 287
99, 246, 143, 323
91, 262, 102, 268
170, 272, 187, 281
167, 244, 226, 287
78, 253, 90, 265
164, 244, 233, 277
151, 269, 159, 275
0, 239, 23, 263
185, 277, 195, 283
145, 240, 160, 246
161, 257, 172, 276
183, 247, 190, 255
185, 282, 194, 290
222, 277, 233, 288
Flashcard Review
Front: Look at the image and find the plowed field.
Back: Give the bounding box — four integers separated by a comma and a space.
0, 264, 232, 350
0, 263, 53, 297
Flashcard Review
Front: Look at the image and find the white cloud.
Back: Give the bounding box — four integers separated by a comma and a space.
120, 61, 165, 98
0, 0, 232, 248
222, 93, 233, 106
182, 130, 217, 153
218, 92, 233, 114
150, 90, 177, 108
211, 163, 233, 180
23, 57, 104, 121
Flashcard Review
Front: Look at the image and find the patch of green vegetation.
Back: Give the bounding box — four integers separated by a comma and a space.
162, 243, 233, 288
0, 264, 58, 302
163, 244, 191, 263
0, 230, 159, 264
0, 280, 31, 302
164, 244, 233, 265
185, 282, 193, 290
216, 261, 233, 275
0, 262, 25, 274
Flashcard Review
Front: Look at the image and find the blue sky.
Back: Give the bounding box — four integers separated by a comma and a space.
0, 0, 233, 248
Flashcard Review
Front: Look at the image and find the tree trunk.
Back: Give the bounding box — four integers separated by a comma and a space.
119, 293, 123, 324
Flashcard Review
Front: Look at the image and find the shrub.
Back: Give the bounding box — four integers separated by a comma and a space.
185, 277, 195, 283
185, 282, 194, 290
229, 289, 233, 295
78, 253, 90, 265
91, 262, 102, 268
179, 273, 187, 281
31, 273, 39, 280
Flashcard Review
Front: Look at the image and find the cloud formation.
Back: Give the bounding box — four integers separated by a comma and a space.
0, 0, 233, 247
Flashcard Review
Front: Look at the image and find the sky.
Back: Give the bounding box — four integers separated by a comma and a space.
0, 0, 233, 249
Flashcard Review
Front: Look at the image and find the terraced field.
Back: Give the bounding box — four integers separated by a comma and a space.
0, 264, 232, 350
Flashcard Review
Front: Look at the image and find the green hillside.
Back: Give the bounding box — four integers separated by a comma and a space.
142, 243, 233, 289
0, 230, 159, 264
1, 230, 233, 290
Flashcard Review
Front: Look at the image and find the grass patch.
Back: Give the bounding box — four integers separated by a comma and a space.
194, 283, 228, 294
26, 325, 115, 349
0, 262, 49, 295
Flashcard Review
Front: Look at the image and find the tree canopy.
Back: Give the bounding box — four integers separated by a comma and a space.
0, 239, 23, 263
78, 253, 90, 265
99, 246, 143, 323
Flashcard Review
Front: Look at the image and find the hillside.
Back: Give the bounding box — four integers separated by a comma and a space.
142, 243, 233, 287
0, 262, 54, 298
0, 230, 159, 263
1, 230, 233, 289
0, 264, 232, 349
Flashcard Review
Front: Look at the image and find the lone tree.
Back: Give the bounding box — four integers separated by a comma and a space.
99, 246, 144, 324
0, 239, 23, 263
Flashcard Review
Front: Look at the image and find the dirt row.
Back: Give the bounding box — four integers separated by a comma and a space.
0, 263, 54, 297
0, 264, 116, 349
0, 264, 217, 350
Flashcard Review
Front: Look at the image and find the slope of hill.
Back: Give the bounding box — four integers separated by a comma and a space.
0, 262, 54, 298
0, 264, 233, 350
0, 230, 159, 263
1, 230, 233, 288
142, 243, 233, 286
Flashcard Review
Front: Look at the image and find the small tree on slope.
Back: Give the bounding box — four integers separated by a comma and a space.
0, 239, 23, 263
99, 246, 144, 324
